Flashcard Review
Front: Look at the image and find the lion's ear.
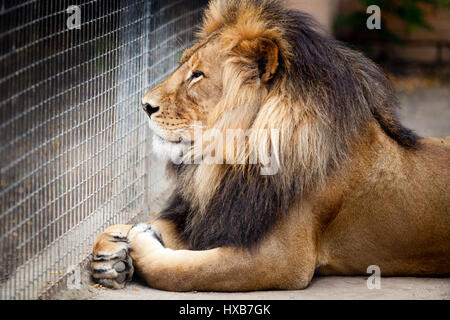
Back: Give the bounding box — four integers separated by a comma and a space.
235, 37, 279, 83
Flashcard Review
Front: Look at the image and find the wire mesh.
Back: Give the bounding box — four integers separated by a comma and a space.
0, 0, 208, 300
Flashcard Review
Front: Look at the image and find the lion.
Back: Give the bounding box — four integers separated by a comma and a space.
91, 0, 450, 291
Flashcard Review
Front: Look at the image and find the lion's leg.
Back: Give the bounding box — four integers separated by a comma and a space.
127, 209, 317, 292
91, 219, 187, 288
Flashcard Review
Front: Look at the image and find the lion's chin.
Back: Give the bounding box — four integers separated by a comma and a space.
152, 134, 190, 163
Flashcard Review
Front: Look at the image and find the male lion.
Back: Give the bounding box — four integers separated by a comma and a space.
91, 0, 450, 291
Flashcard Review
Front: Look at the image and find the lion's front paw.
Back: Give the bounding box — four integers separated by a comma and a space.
91, 225, 134, 289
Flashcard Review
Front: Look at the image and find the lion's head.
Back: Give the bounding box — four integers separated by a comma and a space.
142, 0, 418, 250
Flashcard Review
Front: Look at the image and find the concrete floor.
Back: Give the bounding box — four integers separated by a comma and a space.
87, 277, 450, 300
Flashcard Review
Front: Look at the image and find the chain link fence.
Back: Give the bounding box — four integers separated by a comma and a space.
0, 0, 208, 300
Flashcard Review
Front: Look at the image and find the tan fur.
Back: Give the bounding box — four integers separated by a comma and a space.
91, 0, 450, 291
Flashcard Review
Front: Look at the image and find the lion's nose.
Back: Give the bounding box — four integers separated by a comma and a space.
142, 103, 160, 117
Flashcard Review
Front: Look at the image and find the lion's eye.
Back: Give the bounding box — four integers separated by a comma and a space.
190, 71, 204, 81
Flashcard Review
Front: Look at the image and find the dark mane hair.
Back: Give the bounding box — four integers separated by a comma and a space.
278, 5, 418, 149
159, 0, 419, 250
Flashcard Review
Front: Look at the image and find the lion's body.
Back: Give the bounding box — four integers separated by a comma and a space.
316, 132, 450, 276
91, 0, 450, 291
